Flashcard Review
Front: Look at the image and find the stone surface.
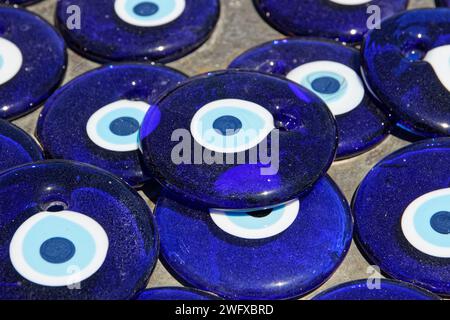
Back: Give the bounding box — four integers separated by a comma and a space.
18, 0, 434, 300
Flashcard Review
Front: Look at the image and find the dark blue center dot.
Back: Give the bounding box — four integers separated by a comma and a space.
213, 115, 242, 136
430, 211, 450, 235
311, 76, 341, 94
133, 2, 159, 16
40, 237, 76, 264
110, 117, 140, 136
248, 208, 273, 218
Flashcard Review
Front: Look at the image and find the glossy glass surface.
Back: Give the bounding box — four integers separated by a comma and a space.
135, 287, 221, 300
140, 70, 338, 209
314, 279, 440, 300
156, 176, 352, 300
253, 0, 408, 43
0, 160, 158, 300
37, 64, 187, 188
362, 9, 450, 137
229, 38, 390, 159
0, 119, 43, 173
55, 0, 220, 63
0, 7, 67, 119
353, 138, 450, 296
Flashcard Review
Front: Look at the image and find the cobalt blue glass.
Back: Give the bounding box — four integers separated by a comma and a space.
0, 0, 42, 5
353, 138, 450, 296
436, 0, 450, 7
313, 279, 440, 300
362, 9, 450, 137
55, 0, 220, 63
0, 160, 158, 300
253, 0, 409, 43
135, 287, 221, 300
229, 38, 390, 160
0, 119, 43, 173
140, 70, 338, 210
36, 64, 187, 188
0, 7, 67, 120
156, 176, 353, 300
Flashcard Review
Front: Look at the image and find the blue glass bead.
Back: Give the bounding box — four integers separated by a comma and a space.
313, 279, 440, 300
229, 38, 390, 160
135, 287, 221, 300
55, 0, 220, 63
156, 176, 353, 300
353, 138, 450, 296
436, 0, 450, 7
362, 9, 450, 137
140, 70, 338, 209
0, 7, 67, 120
0, 119, 43, 173
36, 64, 187, 188
253, 0, 408, 43
0, 160, 158, 300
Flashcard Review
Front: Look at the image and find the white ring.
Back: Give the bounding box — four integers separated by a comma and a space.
287, 60, 365, 116
9, 210, 109, 287
86, 99, 150, 152
0, 38, 23, 86
402, 188, 450, 258
424, 45, 450, 92
190, 99, 275, 154
210, 199, 299, 239
114, 0, 186, 27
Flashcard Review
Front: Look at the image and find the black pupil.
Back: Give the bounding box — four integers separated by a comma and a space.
311, 76, 340, 94
248, 208, 273, 218
133, 2, 159, 16
430, 211, 450, 235
40, 237, 76, 264
213, 115, 242, 136
110, 117, 140, 136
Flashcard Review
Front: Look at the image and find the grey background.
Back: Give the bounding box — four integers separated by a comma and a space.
20, 0, 434, 299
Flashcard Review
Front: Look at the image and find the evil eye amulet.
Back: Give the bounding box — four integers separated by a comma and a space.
156, 176, 352, 300
0, 160, 158, 300
253, 0, 408, 43
0, 7, 67, 120
362, 9, 450, 137
313, 279, 440, 300
135, 287, 221, 300
352, 138, 450, 296
55, 0, 220, 63
229, 38, 390, 160
140, 70, 338, 210
36, 64, 187, 188
436, 0, 450, 7
0, 119, 43, 174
